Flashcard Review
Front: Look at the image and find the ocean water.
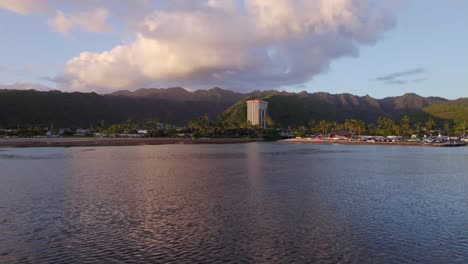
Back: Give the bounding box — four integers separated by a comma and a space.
0, 143, 467, 263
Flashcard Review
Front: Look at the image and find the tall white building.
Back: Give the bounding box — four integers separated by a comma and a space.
246, 99, 268, 128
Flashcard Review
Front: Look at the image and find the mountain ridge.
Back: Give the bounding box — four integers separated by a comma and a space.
0, 87, 466, 128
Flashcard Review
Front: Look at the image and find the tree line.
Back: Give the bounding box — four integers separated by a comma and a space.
1, 115, 465, 139
289, 116, 464, 137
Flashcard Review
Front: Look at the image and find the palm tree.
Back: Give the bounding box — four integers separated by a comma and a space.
367, 123, 376, 135
344, 119, 354, 133
377, 117, 395, 135
356, 120, 366, 135
330, 121, 340, 132
144, 118, 160, 129
414, 122, 422, 134
98, 120, 107, 132
400, 116, 410, 137
265, 116, 275, 128
124, 119, 138, 133
317, 120, 329, 135
200, 114, 209, 128
296, 125, 307, 137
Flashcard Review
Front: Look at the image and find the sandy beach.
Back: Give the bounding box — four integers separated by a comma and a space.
0, 137, 262, 148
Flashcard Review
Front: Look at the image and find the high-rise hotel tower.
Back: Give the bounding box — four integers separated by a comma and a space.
246, 99, 268, 128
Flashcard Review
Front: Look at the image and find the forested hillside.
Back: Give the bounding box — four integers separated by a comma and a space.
0, 88, 466, 129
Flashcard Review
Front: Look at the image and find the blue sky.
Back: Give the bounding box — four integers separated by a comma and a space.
304, 0, 468, 98
0, 0, 467, 99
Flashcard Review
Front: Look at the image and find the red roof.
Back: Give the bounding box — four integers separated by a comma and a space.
246, 99, 265, 102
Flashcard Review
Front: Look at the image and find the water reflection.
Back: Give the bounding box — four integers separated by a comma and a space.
0, 143, 467, 263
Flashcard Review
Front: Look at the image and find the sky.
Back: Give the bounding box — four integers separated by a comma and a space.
0, 0, 467, 99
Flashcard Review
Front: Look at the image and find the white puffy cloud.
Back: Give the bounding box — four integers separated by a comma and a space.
1, 0, 397, 93
58, 0, 395, 93
48, 8, 112, 34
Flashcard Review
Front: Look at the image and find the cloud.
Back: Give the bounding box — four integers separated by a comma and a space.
49, 0, 395, 93
0, 65, 9, 72
0, 0, 49, 15
376, 68, 426, 85
1, 0, 397, 93
48, 8, 112, 34
376, 68, 424, 81
0, 0, 114, 34
48, 10, 72, 33
1, 1, 143, 35
0, 82, 52, 91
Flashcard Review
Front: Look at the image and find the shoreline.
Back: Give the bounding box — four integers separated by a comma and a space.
0, 137, 262, 148
281, 138, 467, 147
0, 137, 465, 148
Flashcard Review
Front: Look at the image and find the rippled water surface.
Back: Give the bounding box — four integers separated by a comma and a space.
1, 143, 467, 263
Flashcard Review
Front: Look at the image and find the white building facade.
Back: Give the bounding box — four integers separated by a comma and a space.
246, 99, 268, 128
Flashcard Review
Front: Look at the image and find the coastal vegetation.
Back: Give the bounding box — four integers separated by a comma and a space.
284, 116, 464, 137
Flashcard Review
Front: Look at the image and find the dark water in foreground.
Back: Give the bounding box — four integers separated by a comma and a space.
0, 143, 467, 263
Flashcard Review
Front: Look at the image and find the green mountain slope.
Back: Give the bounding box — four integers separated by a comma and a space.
0, 87, 465, 129
423, 98, 468, 124
0, 88, 242, 127
221, 93, 460, 127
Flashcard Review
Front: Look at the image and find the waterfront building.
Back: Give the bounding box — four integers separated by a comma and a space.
246, 99, 268, 128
